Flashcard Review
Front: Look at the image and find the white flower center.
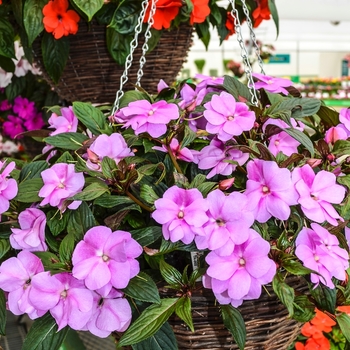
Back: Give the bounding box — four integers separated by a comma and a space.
314, 255, 320, 262
60, 290, 67, 298
57, 182, 65, 189
102, 254, 109, 262
262, 185, 270, 194
239, 258, 246, 266
178, 210, 184, 219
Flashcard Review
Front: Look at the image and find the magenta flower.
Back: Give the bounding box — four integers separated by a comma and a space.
48, 106, 78, 135
72, 226, 142, 292
13, 96, 36, 119
29, 272, 94, 331
292, 164, 345, 226
152, 186, 209, 244
203, 229, 276, 307
24, 112, 45, 131
339, 108, 350, 136
195, 74, 224, 93
3, 115, 25, 139
116, 100, 179, 138
324, 126, 347, 144
0, 161, 18, 215
195, 190, 254, 252
252, 73, 293, 95
86, 133, 134, 171
295, 224, 349, 288
179, 84, 206, 112
153, 138, 195, 162
203, 91, 255, 141
10, 208, 47, 252
38, 163, 84, 210
195, 138, 249, 179
244, 159, 298, 223
0, 251, 45, 319
85, 288, 131, 337
0, 100, 12, 111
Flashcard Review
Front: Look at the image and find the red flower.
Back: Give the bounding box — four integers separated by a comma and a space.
337, 305, 350, 314
144, 0, 182, 30
252, 0, 271, 28
304, 336, 330, 350
311, 309, 336, 333
189, 0, 210, 25
225, 12, 245, 40
42, 0, 80, 39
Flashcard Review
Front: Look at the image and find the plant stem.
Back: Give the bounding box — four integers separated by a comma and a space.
166, 144, 182, 174
125, 190, 153, 212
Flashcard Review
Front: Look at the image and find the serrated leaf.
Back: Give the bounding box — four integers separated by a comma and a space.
140, 184, 159, 205
0, 239, 10, 259
136, 163, 166, 185
197, 181, 216, 197
0, 290, 6, 335
272, 275, 295, 316
293, 295, 315, 323
223, 75, 251, 102
338, 313, 350, 343
56, 151, 75, 164
46, 210, 70, 236
130, 226, 163, 246
175, 296, 194, 332
16, 178, 43, 202
71, 0, 104, 21
44, 132, 89, 150
119, 90, 152, 109
310, 283, 336, 314
59, 232, 75, 262
317, 104, 340, 127
0, 18, 16, 59
159, 260, 183, 286
100, 156, 117, 179
282, 127, 314, 156
106, 28, 132, 66
188, 174, 207, 189
22, 313, 69, 350
67, 202, 96, 240
94, 193, 134, 208
181, 126, 197, 149
282, 259, 315, 276
122, 272, 160, 304
33, 251, 67, 273
118, 298, 179, 347
23, 0, 46, 46
19, 160, 49, 181
61, 329, 87, 350
109, 2, 139, 34
220, 305, 246, 350
72, 182, 109, 201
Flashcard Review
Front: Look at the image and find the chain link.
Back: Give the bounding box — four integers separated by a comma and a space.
240, 0, 265, 75
112, 0, 149, 114
136, 0, 158, 87
227, 0, 259, 106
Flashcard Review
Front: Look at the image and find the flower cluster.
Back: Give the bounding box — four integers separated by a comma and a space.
0, 73, 350, 349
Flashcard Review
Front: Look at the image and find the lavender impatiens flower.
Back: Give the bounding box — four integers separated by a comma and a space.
252, 73, 293, 95
292, 164, 345, 226
38, 163, 84, 211
0, 251, 45, 319
72, 226, 142, 292
203, 229, 276, 307
0, 161, 18, 216
295, 224, 349, 288
152, 186, 209, 244
245, 159, 298, 222
152, 138, 195, 162
204, 91, 255, 141
115, 100, 179, 138
48, 106, 78, 135
10, 208, 47, 251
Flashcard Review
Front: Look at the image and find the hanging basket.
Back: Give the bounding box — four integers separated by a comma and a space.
32, 23, 194, 104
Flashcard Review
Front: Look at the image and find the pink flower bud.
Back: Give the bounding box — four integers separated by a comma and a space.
219, 178, 235, 190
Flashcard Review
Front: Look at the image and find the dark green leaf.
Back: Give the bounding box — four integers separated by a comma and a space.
140, 184, 159, 205
310, 283, 336, 314
333, 140, 350, 157
272, 275, 295, 316
130, 226, 163, 246
100, 156, 117, 179
188, 174, 207, 189
268, 0, 279, 37
42, 33, 69, 84
293, 295, 315, 323
282, 127, 314, 156
46, 210, 71, 236
61, 329, 87, 350
338, 313, 350, 343
56, 151, 75, 164
119, 90, 152, 109
23, 0, 46, 46
197, 181, 216, 197
106, 28, 132, 66
0, 18, 15, 59
0, 55, 15, 72
122, 272, 160, 304
220, 305, 246, 350
223, 75, 251, 102
59, 232, 75, 262
282, 259, 315, 276
22, 313, 68, 350
19, 161, 49, 181
71, 0, 104, 21
44, 132, 89, 150
118, 298, 178, 346
94, 193, 134, 208
67, 202, 96, 240
317, 104, 340, 127
0, 290, 6, 335
72, 182, 109, 201
136, 163, 166, 184
159, 260, 183, 286
109, 2, 139, 34
181, 126, 197, 149
5, 75, 26, 100
16, 178, 43, 202
33, 251, 67, 273
0, 239, 10, 260
175, 296, 194, 332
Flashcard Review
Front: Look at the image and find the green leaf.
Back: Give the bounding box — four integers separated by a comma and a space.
220, 305, 246, 350
119, 90, 151, 109
23, 0, 46, 46
61, 329, 87, 350
0, 55, 15, 72
16, 178, 43, 202
122, 272, 160, 304
268, 0, 279, 37
338, 313, 350, 343
56, 151, 75, 164
19, 161, 49, 181
136, 163, 166, 185
282, 127, 314, 156
188, 174, 207, 189
72, 182, 109, 201
73, 102, 110, 136
59, 232, 75, 262
0, 18, 16, 59
118, 298, 179, 347
175, 296, 194, 332
5, 75, 26, 100
0, 239, 10, 259
282, 259, 315, 276
71, 0, 104, 21
197, 181, 216, 197
33, 251, 67, 274
42, 33, 69, 84
293, 295, 315, 323
317, 104, 340, 127
0, 290, 6, 335
272, 275, 295, 316
94, 193, 134, 208
140, 184, 159, 205
22, 313, 69, 350
333, 140, 350, 157
109, 2, 139, 34
44, 132, 89, 150
67, 202, 96, 240
100, 156, 117, 179
181, 125, 197, 149
46, 210, 71, 236
106, 28, 132, 66
223, 75, 251, 102
159, 260, 183, 286
310, 283, 336, 314
131, 322, 178, 350
130, 226, 163, 246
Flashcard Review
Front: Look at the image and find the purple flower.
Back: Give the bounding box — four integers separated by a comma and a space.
195, 190, 254, 252
10, 208, 47, 251
85, 288, 131, 337
0, 251, 45, 319
179, 84, 206, 111
195, 74, 224, 93
0, 100, 12, 112
204, 91, 255, 141
292, 164, 345, 226
152, 138, 195, 162
295, 224, 349, 288
244, 159, 298, 223
152, 186, 209, 244
29, 272, 94, 331
86, 133, 134, 171
48, 106, 78, 135
195, 138, 249, 179
252, 73, 293, 95
3, 115, 25, 139
24, 112, 45, 131
13, 96, 36, 119
0, 161, 18, 216
116, 100, 179, 138
38, 163, 84, 210
203, 229, 276, 307
339, 108, 350, 136
72, 226, 142, 292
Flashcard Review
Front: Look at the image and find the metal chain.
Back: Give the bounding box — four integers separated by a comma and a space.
112, 0, 149, 114
240, 0, 265, 74
227, 0, 259, 106
136, 0, 158, 87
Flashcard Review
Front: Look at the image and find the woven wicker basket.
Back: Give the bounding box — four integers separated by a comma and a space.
32, 23, 194, 104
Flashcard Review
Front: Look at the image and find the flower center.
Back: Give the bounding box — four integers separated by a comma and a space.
239, 258, 246, 266
311, 194, 318, 201
148, 110, 154, 116
102, 254, 109, 262
267, 80, 274, 85
274, 140, 280, 146
60, 290, 67, 299
262, 185, 270, 194
57, 182, 65, 189
216, 218, 226, 227
227, 115, 234, 121
314, 255, 320, 262
178, 210, 184, 219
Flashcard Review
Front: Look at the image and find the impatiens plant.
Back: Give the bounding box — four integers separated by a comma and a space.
1, 72, 350, 350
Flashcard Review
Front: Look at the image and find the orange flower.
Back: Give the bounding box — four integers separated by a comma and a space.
189, 0, 210, 25
337, 305, 350, 314
225, 12, 235, 39
301, 322, 324, 339
42, 0, 80, 40
311, 309, 336, 333
144, 0, 182, 30
304, 336, 330, 350
295, 342, 306, 350
252, 0, 271, 28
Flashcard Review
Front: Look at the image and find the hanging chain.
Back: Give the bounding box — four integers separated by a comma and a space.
135, 0, 158, 87
228, 0, 259, 106
112, 0, 149, 115
240, 0, 265, 74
